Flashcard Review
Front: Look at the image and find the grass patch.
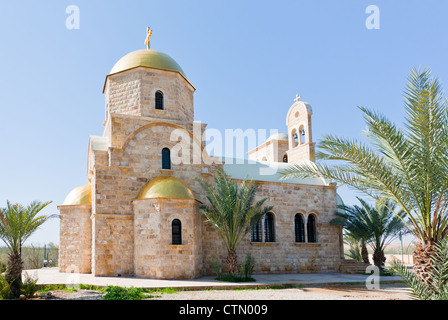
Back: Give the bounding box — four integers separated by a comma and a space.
103, 286, 146, 300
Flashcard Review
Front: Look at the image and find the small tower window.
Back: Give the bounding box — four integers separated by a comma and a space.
294, 214, 305, 243
172, 219, 182, 245
264, 213, 275, 242
283, 154, 288, 163
162, 147, 171, 170
155, 91, 164, 110
251, 219, 262, 242
307, 214, 317, 243
299, 126, 306, 144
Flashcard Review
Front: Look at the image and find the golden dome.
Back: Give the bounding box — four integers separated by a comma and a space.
136, 176, 195, 200
109, 49, 186, 77
63, 185, 92, 205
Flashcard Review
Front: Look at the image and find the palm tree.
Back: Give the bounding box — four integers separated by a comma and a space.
333, 198, 407, 269
331, 201, 371, 264
197, 168, 273, 275
0, 200, 55, 298
342, 232, 364, 262
280, 68, 448, 284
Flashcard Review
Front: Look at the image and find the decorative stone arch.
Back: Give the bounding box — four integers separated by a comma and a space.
306, 210, 321, 224
120, 122, 208, 156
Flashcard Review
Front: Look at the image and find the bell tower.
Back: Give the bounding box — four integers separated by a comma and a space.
285, 95, 315, 163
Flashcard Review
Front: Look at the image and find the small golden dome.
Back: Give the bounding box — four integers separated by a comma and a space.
136, 176, 194, 200
109, 49, 186, 77
63, 185, 92, 205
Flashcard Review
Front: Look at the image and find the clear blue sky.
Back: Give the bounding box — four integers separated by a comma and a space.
1, 0, 446, 245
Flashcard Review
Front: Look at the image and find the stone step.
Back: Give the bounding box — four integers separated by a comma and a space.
339, 259, 371, 274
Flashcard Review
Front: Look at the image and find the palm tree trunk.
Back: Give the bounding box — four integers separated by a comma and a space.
5, 252, 23, 298
413, 241, 436, 287
361, 244, 370, 264
226, 249, 239, 275
372, 249, 386, 270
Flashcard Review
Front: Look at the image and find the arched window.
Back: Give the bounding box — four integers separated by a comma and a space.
264, 213, 275, 242
294, 214, 305, 243
299, 126, 306, 144
251, 219, 262, 242
155, 91, 164, 110
292, 129, 299, 147
283, 154, 288, 163
162, 147, 171, 170
307, 214, 317, 243
172, 219, 182, 245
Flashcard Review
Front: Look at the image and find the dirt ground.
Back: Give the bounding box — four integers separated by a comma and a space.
45, 283, 411, 300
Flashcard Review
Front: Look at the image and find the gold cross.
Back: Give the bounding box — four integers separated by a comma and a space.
145, 27, 153, 50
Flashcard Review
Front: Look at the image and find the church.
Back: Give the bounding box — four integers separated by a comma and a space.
58, 30, 348, 279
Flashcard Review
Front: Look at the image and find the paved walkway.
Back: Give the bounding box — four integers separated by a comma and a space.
23, 268, 403, 290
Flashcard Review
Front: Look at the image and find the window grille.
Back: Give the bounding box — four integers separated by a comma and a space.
264, 213, 275, 242
294, 214, 305, 242
251, 219, 262, 242
307, 214, 317, 243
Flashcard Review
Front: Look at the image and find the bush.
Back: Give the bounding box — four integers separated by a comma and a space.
0, 274, 11, 300
21, 272, 38, 298
208, 256, 222, 278
102, 286, 146, 300
240, 254, 255, 279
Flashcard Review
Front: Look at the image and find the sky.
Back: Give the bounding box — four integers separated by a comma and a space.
0, 0, 447, 246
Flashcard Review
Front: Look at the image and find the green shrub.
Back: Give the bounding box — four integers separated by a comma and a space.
0, 274, 11, 300
21, 272, 38, 298
102, 286, 146, 300
208, 256, 222, 278
239, 254, 255, 279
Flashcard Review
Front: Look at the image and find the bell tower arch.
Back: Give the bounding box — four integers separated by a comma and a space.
286, 95, 315, 163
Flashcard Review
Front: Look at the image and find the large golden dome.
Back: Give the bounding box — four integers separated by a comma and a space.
136, 176, 195, 200
63, 185, 92, 205
109, 49, 186, 77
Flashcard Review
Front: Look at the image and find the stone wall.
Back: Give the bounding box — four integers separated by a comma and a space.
201, 181, 343, 275
104, 67, 194, 123
134, 198, 202, 279
91, 214, 134, 276
58, 205, 92, 273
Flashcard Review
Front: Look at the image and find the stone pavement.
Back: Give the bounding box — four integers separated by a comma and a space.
23, 268, 403, 290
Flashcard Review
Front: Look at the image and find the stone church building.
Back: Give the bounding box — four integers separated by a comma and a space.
58, 40, 348, 279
